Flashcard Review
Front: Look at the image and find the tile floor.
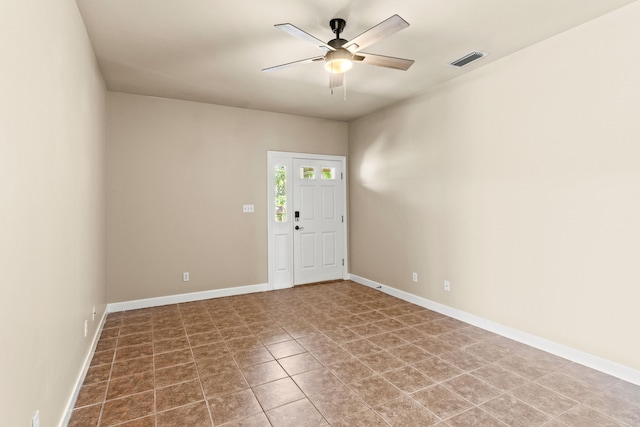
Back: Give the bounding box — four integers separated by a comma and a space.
68, 280, 640, 426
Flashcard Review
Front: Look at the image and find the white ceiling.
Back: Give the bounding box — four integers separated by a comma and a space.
76, 0, 635, 122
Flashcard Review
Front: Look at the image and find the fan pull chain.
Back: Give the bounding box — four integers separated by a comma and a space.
343, 73, 347, 101
328, 73, 347, 101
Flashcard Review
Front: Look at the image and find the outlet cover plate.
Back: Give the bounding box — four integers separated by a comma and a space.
444, 280, 451, 291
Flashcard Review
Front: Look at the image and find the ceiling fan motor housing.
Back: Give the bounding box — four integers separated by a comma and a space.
328, 38, 348, 49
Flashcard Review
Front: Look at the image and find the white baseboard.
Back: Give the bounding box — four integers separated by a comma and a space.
107, 283, 270, 313
58, 310, 108, 427
349, 274, 640, 386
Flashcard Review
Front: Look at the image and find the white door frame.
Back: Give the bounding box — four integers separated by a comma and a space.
267, 151, 348, 290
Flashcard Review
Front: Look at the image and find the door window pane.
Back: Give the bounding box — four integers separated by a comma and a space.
275, 165, 286, 222
300, 167, 315, 179
321, 167, 336, 180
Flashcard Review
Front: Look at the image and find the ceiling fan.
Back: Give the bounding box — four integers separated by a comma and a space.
262, 14, 415, 90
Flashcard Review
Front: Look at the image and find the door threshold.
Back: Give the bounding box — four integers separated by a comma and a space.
294, 279, 346, 287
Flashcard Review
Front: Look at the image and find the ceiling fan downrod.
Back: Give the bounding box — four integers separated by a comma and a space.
330, 18, 346, 39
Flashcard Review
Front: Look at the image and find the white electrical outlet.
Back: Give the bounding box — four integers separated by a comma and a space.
32, 410, 40, 427
182, 272, 190, 282
242, 204, 254, 213
412, 272, 418, 282
92, 306, 96, 321
444, 280, 451, 292
84, 320, 88, 338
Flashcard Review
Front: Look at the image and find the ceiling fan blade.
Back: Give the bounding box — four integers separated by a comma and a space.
354, 52, 415, 71
262, 56, 324, 72
343, 14, 409, 53
275, 23, 334, 52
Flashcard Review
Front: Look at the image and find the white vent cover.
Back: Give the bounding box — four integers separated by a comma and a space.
450, 51, 487, 67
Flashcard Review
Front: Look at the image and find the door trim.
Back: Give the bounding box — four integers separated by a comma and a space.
267, 151, 348, 290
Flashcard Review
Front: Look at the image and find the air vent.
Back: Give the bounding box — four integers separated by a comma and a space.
450, 51, 487, 67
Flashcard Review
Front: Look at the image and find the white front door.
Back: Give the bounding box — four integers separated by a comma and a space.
292, 158, 344, 285
267, 152, 347, 289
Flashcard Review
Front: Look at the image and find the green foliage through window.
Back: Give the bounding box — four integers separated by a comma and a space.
301, 167, 315, 179
275, 165, 286, 222
321, 167, 335, 180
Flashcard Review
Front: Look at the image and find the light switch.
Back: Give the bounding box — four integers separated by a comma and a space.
243, 204, 254, 213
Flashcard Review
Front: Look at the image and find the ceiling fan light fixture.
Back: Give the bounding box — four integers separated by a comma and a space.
325, 58, 352, 73
324, 49, 353, 74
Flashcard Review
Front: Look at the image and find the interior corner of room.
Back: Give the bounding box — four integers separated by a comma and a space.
2, 0, 640, 426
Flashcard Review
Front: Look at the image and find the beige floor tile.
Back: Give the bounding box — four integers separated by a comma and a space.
511, 382, 577, 417
326, 357, 375, 384
480, 393, 550, 426
188, 330, 223, 347
443, 373, 502, 405
447, 407, 508, 427
412, 357, 464, 382
117, 415, 155, 426
111, 355, 153, 378
266, 340, 306, 359
292, 367, 344, 396
559, 362, 619, 390
208, 389, 262, 425
331, 409, 389, 427
341, 338, 383, 357
100, 391, 155, 426
440, 349, 488, 371
555, 404, 625, 427
156, 401, 212, 427
382, 365, 434, 393
412, 384, 473, 419
606, 380, 640, 404
220, 412, 272, 427
68, 404, 101, 427
153, 348, 193, 370
307, 384, 368, 422
242, 360, 288, 387
106, 371, 154, 400
535, 372, 599, 402
360, 350, 406, 373
200, 367, 249, 398
155, 379, 204, 412
386, 343, 432, 364
83, 364, 112, 385
374, 396, 440, 426
471, 364, 529, 391
70, 281, 630, 427
154, 361, 198, 388
114, 343, 153, 362
582, 390, 640, 426
277, 352, 322, 376
265, 398, 327, 427
256, 328, 292, 346
252, 377, 305, 410
349, 374, 403, 406
233, 346, 275, 367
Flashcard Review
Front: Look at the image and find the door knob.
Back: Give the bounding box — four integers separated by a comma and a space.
295, 225, 304, 230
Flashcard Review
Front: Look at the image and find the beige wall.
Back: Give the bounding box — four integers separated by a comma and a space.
107, 93, 348, 303
0, 1, 107, 426
349, 2, 640, 370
